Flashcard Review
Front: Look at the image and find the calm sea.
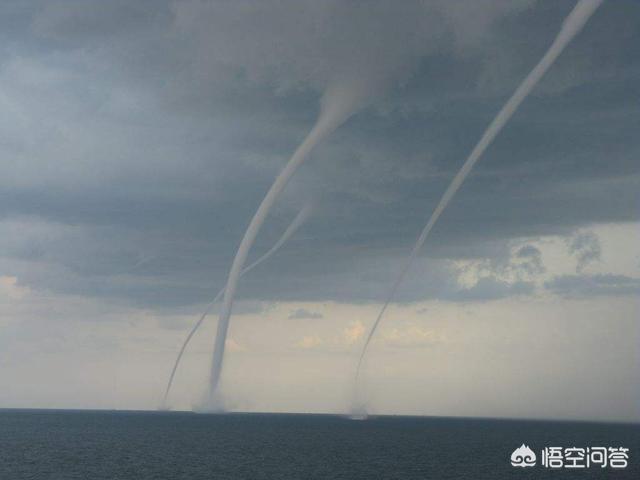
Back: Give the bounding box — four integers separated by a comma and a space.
0, 409, 637, 479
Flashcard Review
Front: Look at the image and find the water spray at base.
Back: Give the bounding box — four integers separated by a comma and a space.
161, 202, 313, 408
352, 0, 604, 413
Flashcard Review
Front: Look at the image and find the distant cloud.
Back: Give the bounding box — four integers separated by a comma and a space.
515, 244, 545, 276
0, 276, 29, 300
545, 274, 640, 297
516, 244, 540, 258
568, 232, 601, 273
344, 320, 366, 345
288, 308, 323, 320
451, 243, 543, 303
451, 277, 535, 302
295, 335, 323, 349
382, 325, 442, 349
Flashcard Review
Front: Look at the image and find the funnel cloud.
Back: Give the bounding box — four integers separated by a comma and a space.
353, 0, 605, 410
207, 83, 368, 408
162, 202, 313, 408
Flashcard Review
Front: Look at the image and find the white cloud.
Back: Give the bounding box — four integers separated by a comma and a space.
382, 324, 443, 348
343, 320, 366, 345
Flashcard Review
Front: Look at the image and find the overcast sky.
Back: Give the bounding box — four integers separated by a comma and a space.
0, 0, 638, 421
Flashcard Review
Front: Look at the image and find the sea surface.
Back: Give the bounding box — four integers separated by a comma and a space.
0, 409, 637, 479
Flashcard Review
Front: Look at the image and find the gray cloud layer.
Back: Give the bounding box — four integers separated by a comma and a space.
1, 1, 639, 307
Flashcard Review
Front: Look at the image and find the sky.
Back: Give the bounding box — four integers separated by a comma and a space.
0, 0, 638, 422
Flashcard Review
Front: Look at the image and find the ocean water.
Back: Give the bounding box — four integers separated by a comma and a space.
0, 409, 637, 479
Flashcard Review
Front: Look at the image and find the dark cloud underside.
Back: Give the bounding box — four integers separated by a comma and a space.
1, 0, 638, 307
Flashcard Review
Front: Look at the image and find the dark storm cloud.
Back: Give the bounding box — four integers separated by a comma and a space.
1, 1, 639, 307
